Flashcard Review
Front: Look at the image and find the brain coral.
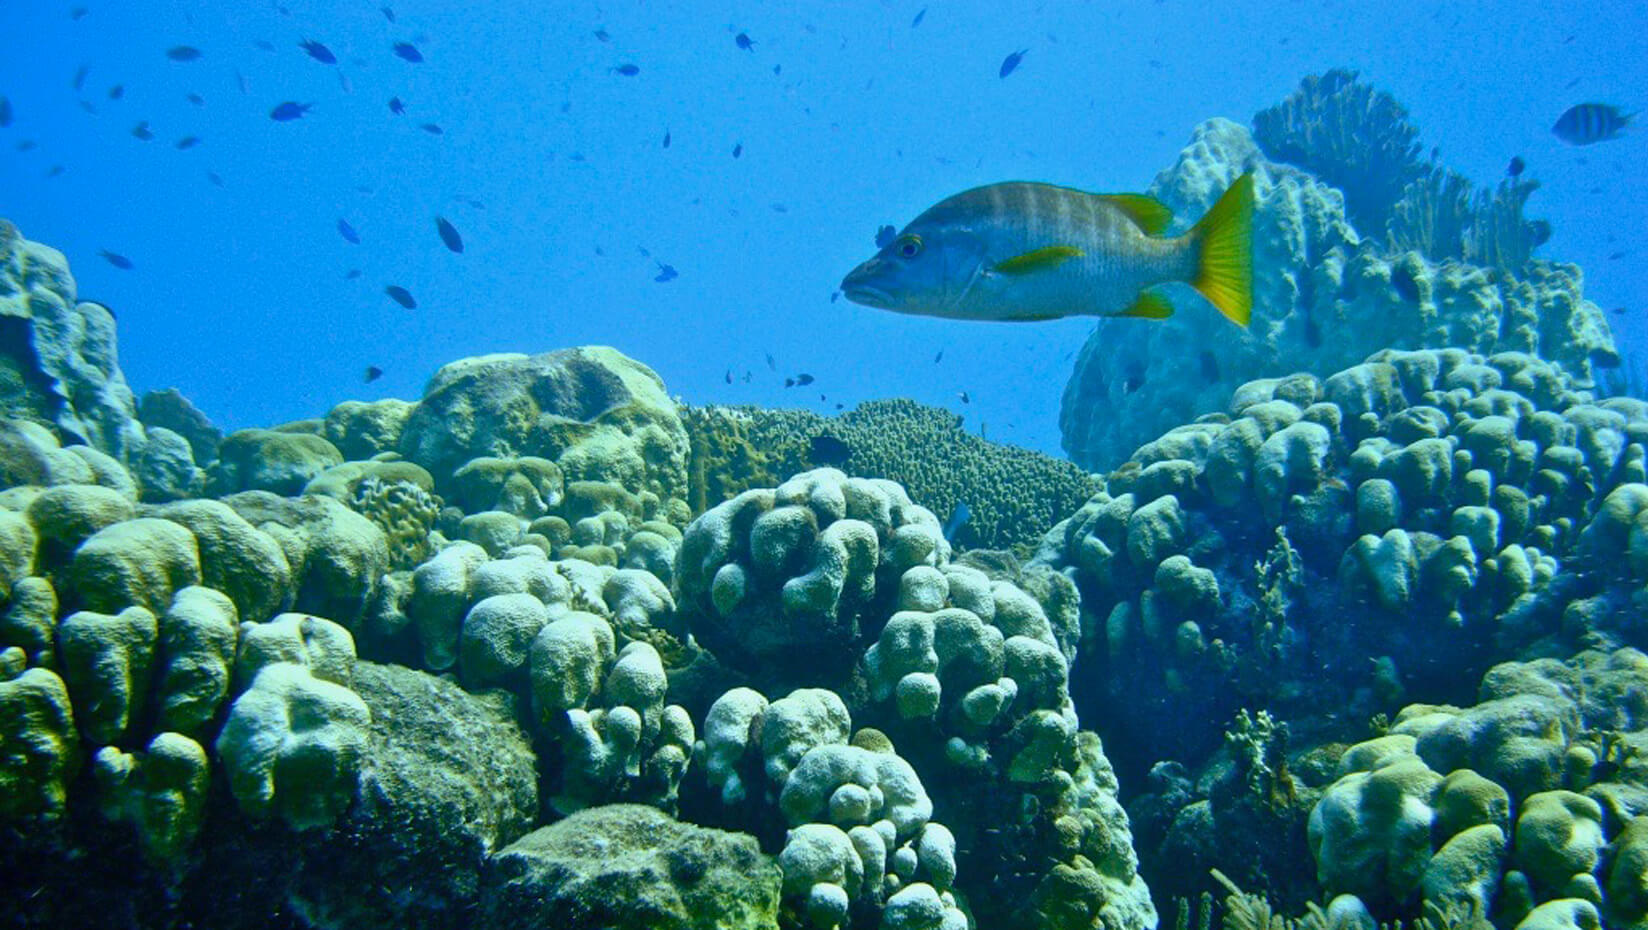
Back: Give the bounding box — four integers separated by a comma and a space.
1039, 347, 1648, 788
1059, 116, 1614, 471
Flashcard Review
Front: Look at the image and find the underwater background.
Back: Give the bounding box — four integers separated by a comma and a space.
2, 2, 1648, 930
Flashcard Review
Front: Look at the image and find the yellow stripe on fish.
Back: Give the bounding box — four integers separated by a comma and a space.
841, 173, 1254, 327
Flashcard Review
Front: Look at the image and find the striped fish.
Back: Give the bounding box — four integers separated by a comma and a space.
1552, 103, 1634, 146
841, 174, 1254, 326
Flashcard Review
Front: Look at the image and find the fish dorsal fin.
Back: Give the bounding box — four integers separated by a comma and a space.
1110, 289, 1174, 320
993, 245, 1084, 275
1098, 194, 1173, 235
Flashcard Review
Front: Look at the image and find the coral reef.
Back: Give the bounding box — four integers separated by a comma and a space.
1251, 69, 1425, 236
1043, 348, 1647, 783
685, 400, 1100, 553
1061, 98, 1608, 471
0, 222, 210, 501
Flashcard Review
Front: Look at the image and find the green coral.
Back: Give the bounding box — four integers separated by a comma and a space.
684, 400, 1099, 552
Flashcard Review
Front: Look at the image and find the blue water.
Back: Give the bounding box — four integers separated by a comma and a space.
1, 0, 1643, 455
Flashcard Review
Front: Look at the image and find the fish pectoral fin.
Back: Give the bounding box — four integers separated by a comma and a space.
1109, 290, 1174, 320
1098, 194, 1174, 235
992, 245, 1084, 275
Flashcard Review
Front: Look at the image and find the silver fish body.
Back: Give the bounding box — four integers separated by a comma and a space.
842, 175, 1253, 326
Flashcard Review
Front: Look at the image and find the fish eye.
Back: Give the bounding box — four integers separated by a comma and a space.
895, 235, 923, 259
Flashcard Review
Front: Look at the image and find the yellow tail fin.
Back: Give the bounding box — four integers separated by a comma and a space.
1189, 173, 1255, 327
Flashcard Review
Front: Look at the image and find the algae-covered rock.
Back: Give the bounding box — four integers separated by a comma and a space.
208, 428, 344, 496
214, 661, 370, 830
56, 605, 158, 744
478, 803, 780, 930
282, 661, 538, 929
398, 347, 691, 514
66, 517, 200, 615
221, 491, 388, 629
154, 585, 238, 736
152, 498, 292, 622
92, 731, 209, 861
0, 658, 79, 819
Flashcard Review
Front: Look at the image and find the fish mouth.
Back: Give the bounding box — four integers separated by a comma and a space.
841, 265, 895, 308
841, 283, 894, 308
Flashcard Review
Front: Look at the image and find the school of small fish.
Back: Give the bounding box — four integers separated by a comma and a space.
3, 6, 1634, 416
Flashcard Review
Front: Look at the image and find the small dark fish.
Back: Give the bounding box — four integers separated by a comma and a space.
270, 101, 311, 121
300, 40, 337, 64
662, 128, 670, 148
724, 369, 732, 384
0, 97, 11, 128
206, 170, 224, 187
436, 217, 464, 253
70, 6, 87, 20
15, 139, 35, 152
808, 432, 852, 469
365, 365, 384, 382
958, 391, 970, 403
1391, 265, 1421, 303
1565, 77, 1581, 90
1610, 306, 1627, 315
393, 42, 424, 63
784, 377, 795, 388
732, 142, 742, 158
1199, 349, 1220, 383
167, 46, 203, 62
45, 164, 65, 178
765, 353, 776, 370
594, 28, 611, 42
835, 403, 844, 410
72, 65, 89, 92
78, 100, 98, 114
830, 291, 839, 303
793, 373, 815, 386
337, 219, 360, 244
185, 92, 205, 106
875, 224, 896, 248
770, 203, 787, 213
108, 84, 124, 100
1609, 251, 1627, 260
654, 263, 678, 283
381, 6, 396, 22
743, 371, 751, 383
99, 249, 134, 269
999, 49, 1026, 79
1552, 103, 1633, 145
236, 70, 249, 93
175, 135, 200, 149
934, 350, 943, 363
254, 39, 275, 52
912, 7, 927, 27
131, 121, 154, 140
612, 63, 640, 76
943, 502, 971, 543
389, 97, 405, 115
385, 285, 417, 309
344, 268, 362, 279
735, 32, 754, 50
1506, 156, 1525, 177
420, 122, 443, 134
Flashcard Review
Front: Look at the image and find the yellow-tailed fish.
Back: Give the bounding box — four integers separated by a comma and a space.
841, 173, 1255, 326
